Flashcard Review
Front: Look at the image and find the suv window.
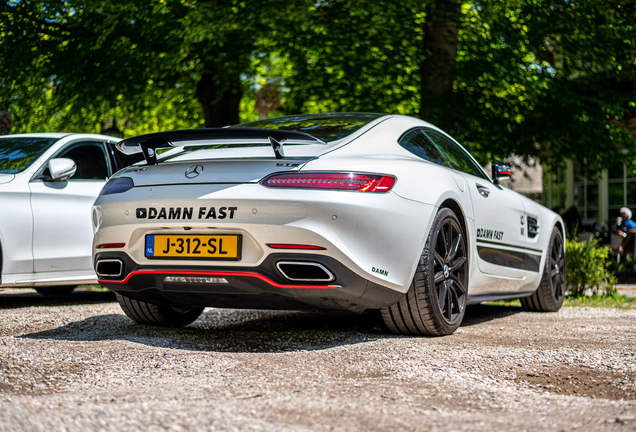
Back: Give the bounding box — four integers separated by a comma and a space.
58, 142, 110, 180
424, 130, 488, 179
0, 137, 57, 174
398, 128, 447, 166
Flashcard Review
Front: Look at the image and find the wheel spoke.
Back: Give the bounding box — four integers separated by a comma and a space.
450, 283, 463, 313
434, 271, 445, 284
441, 224, 449, 259
450, 256, 466, 272
550, 268, 558, 278
552, 274, 559, 289
450, 275, 467, 294
446, 288, 453, 320
438, 281, 448, 311
435, 251, 445, 266
446, 233, 462, 262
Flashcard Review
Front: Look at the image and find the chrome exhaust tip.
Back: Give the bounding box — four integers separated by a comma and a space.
96, 259, 124, 278
276, 261, 335, 282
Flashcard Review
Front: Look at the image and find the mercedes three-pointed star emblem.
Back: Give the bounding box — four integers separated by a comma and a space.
185, 164, 204, 179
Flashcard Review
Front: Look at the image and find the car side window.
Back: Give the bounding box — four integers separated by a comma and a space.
424, 129, 488, 179
398, 128, 447, 166
57, 142, 110, 180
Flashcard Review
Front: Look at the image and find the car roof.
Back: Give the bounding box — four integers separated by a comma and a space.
0, 132, 122, 141
0, 133, 72, 139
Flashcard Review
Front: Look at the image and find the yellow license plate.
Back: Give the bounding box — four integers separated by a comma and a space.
145, 234, 241, 260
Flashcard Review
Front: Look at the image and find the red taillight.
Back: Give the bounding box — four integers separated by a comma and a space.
267, 244, 326, 250
260, 172, 395, 193
97, 243, 126, 249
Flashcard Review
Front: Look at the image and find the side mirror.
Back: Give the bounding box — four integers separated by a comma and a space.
48, 158, 77, 181
491, 162, 511, 185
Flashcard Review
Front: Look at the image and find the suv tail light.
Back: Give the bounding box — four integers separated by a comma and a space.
260, 172, 395, 193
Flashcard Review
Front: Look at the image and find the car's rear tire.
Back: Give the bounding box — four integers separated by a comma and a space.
520, 226, 566, 312
381, 208, 468, 336
34, 286, 76, 296
115, 293, 204, 327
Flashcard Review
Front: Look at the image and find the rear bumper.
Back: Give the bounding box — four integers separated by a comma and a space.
95, 252, 404, 311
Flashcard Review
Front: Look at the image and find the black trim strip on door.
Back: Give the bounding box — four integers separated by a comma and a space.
476, 238, 543, 253
477, 246, 542, 272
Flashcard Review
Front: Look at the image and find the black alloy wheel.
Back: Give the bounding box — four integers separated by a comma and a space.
548, 232, 566, 301
433, 214, 468, 327
521, 226, 566, 312
381, 208, 468, 336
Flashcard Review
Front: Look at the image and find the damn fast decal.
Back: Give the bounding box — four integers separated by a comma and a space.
136, 206, 237, 220
476, 228, 504, 241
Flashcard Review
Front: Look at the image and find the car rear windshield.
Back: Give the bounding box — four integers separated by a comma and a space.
0, 137, 58, 174
231, 113, 385, 143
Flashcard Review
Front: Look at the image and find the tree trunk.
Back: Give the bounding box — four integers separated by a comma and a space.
0, 111, 12, 135
196, 64, 243, 127
419, 0, 462, 131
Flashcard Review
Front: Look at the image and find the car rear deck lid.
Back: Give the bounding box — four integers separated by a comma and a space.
121, 158, 314, 186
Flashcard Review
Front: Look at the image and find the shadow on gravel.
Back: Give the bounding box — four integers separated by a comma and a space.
21, 309, 389, 353
461, 304, 523, 327
0, 290, 116, 309
20, 304, 523, 353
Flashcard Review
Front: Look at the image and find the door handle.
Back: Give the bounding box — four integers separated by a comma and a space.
476, 184, 490, 197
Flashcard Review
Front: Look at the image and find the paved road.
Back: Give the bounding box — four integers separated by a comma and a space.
0, 289, 634, 431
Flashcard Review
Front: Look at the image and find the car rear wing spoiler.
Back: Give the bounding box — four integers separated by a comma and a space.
115, 128, 327, 165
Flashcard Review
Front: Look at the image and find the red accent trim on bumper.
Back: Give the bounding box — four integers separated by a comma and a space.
266, 243, 326, 250
98, 269, 339, 290
97, 243, 126, 249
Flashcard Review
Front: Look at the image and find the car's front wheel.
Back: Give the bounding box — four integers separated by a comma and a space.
381, 208, 468, 336
520, 226, 566, 312
115, 293, 204, 327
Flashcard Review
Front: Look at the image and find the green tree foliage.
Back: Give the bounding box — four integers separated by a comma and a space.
0, 0, 308, 132
566, 237, 616, 296
0, 0, 204, 133
279, 0, 423, 115
278, 0, 636, 169
1, 0, 635, 172
452, 1, 636, 170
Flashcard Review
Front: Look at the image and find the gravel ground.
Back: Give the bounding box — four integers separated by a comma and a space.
0, 288, 635, 431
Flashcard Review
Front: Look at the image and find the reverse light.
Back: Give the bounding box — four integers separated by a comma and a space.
101, 177, 134, 195
260, 172, 396, 193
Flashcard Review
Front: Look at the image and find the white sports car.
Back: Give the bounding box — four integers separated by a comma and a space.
0, 133, 143, 295
92, 113, 566, 335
